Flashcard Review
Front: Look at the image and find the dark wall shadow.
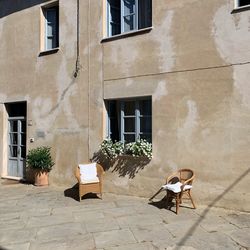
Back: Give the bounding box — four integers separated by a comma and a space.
0, 0, 51, 18
92, 150, 151, 179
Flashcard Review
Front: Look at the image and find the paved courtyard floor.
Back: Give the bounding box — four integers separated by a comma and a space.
0, 180, 249, 250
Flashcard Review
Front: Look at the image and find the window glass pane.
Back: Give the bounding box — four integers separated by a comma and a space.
140, 117, 152, 133
21, 134, 26, 146
124, 14, 136, 32
124, 101, 135, 116
138, 0, 152, 29
47, 22, 54, 37
124, 0, 136, 15
9, 146, 17, 157
45, 6, 59, 49
21, 146, 26, 158
110, 118, 119, 142
111, 23, 121, 36
21, 121, 26, 133
140, 134, 152, 143
46, 38, 53, 50
124, 117, 135, 132
108, 0, 121, 35
239, 0, 250, 6
47, 9, 57, 27
9, 133, 18, 145
10, 121, 18, 132
139, 100, 152, 116
124, 134, 135, 143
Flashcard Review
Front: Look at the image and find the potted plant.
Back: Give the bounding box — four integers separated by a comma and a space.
26, 146, 54, 186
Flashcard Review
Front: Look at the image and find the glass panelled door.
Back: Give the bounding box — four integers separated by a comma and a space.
8, 118, 26, 178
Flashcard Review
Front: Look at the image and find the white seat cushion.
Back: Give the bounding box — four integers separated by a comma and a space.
79, 163, 99, 184
162, 182, 192, 193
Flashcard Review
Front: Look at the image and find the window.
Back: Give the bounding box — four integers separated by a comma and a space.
41, 4, 59, 51
106, 98, 152, 143
235, 0, 250, 8
107, 0, 152, 37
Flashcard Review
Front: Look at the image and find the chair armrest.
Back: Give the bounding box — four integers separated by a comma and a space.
183, 174, 195, 185
166, 172, 179, 184
75, 167, 81, 183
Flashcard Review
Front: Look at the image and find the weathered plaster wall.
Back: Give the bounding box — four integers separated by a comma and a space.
0, 0, 249, 211
102, 0, 250, 211
0, 0, 103, 186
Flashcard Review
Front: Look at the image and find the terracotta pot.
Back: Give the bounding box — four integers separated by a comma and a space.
34, 171, 49, 186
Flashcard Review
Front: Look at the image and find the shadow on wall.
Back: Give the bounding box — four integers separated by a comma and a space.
92, 150, 151, 179
0, 0, 51, 18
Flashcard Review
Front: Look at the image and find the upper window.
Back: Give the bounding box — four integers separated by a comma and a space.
106, 98, 152, 143
106, 0, 152, 37
235, 0, 250, 8
41, 4, 59, 51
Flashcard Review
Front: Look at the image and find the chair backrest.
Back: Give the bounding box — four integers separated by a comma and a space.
178, 169, 195, 184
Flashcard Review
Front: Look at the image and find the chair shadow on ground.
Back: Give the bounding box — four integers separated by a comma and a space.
64, 184, 101, 201
149, 197, 196, 214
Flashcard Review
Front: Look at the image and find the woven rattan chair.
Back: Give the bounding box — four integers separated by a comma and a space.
75, 162, 104, 202
162, 168, 196, 214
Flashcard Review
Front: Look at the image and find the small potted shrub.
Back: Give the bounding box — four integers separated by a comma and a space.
26, 146, 54, 186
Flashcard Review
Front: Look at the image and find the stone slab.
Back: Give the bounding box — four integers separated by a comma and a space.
93, 229, 136, 248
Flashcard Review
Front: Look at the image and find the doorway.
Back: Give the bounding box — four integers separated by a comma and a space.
5, 102, 27, 179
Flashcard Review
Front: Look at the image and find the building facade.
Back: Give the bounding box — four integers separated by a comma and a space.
0, 0, 249, 211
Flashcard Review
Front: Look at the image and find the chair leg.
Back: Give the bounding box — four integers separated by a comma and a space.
176, 195, 180, 215
188, 190, 196, 209
165, 192, 170, 208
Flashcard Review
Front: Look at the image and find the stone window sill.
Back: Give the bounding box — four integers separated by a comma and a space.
101, 27, 153, 43
232, 5, 250, 13
39, 47, 60, 57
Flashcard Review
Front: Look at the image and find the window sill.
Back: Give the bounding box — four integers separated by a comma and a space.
39, 47, 60, 57
232, 5, 250, 13
101, 27, 153, 43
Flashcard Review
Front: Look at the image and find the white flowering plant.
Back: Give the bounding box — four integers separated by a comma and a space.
100, 138, 152, 160
125, 139, 152, 159
100, 139, 124, 160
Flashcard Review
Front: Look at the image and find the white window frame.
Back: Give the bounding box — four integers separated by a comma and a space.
121, 0, 138, 33
106, 0, 152, 37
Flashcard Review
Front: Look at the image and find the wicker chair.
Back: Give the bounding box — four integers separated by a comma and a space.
163, 168, 196, 214
75, 163, 104, 202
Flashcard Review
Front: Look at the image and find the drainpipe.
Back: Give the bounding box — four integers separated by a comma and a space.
74, 0, 80, 78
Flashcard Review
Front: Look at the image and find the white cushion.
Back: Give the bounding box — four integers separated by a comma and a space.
79, 163, 99, 184
162, 182, 192, 193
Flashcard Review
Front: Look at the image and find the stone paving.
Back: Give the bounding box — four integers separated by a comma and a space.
0, 180, 249, 250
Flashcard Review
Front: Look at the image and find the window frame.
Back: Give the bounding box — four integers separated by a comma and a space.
40, 1, 59, 53
106, 0, 152, 38
106, 98, 152, 143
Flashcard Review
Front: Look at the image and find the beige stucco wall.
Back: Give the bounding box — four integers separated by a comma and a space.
0, 0, 249, 211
